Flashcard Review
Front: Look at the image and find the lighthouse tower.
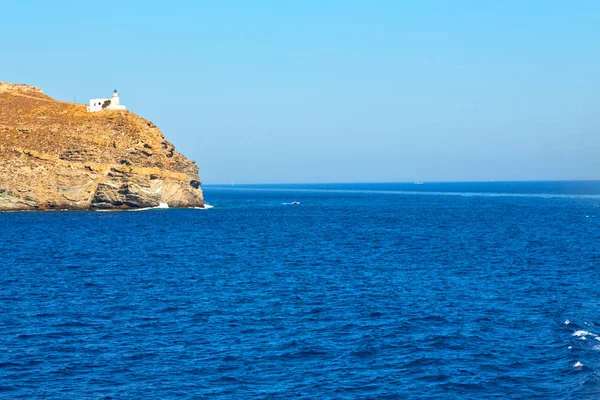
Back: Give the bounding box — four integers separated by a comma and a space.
112, 90, 120, 107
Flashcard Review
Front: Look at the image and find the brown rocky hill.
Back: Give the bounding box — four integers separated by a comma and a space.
0, 82, 204, 210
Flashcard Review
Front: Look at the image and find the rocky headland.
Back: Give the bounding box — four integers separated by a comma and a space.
0, 82, 204, 210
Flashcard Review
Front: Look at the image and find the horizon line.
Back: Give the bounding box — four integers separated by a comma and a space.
202, 179, 600, 186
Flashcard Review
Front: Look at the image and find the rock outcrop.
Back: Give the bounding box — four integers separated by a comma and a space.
0, 82, 204, 210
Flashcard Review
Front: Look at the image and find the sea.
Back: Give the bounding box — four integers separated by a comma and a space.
1, 181, 600, 399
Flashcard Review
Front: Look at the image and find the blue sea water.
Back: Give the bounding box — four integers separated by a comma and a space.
1, 181, 600, 399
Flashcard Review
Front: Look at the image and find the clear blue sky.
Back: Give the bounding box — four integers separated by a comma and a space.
2, 1, 599, 183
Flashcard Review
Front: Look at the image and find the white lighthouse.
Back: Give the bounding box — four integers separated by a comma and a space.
112, 90, 121, 106
87, 89, 127, 112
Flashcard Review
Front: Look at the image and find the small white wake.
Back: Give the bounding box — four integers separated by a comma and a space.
572, 330, 600, 341
573, 330, 593, 338
194, 203, 214, 209
96, 202, 214, 212
129, 202, 169, 212
96, 202, 170, 212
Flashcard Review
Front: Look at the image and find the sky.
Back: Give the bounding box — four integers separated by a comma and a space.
2, 0, 599, 183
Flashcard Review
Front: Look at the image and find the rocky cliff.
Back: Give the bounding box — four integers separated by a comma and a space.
0, 82, 204, 210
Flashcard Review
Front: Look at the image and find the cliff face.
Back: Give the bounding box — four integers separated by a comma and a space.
0, 82, 204, 210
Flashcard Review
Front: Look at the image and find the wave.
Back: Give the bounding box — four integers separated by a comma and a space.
193, 203, 214, 209
572, 330, 600, 341
572, 330, 593, 338
95, 202, 214, 212
129, 202, 169, 212
96, 202, 170, 212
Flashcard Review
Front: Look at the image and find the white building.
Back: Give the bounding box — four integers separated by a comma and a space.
87, 90, 127, 112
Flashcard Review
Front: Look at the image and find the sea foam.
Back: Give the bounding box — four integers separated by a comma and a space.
572, 330, 597, 340
129, 202, 169, 212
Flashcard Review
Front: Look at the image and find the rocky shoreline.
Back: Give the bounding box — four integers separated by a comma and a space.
0, 82, 204, 211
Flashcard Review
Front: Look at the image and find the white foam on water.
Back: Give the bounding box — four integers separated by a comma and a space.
193, 203, 214, 209
95, 202, 170, 212
568, 346, 573, 349
97, 202, 215, 211
129, 202, 169, 212
573, 330, 597, 340
574, 361, 584, 368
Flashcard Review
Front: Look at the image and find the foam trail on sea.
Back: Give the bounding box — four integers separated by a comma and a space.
96, 202, 213, 211
96, 202, 170, 212
193, 203, 214, 209
572, 330, 598, 340
129, 202, 169, 212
